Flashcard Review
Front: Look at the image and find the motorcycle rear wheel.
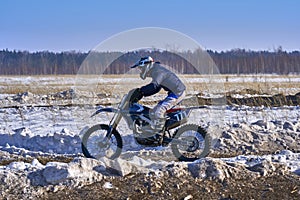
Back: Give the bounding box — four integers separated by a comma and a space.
81, 124, 123, 159
171, 124, 210, 161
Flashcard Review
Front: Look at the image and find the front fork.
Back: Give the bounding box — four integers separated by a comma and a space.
106, 111, 122, 138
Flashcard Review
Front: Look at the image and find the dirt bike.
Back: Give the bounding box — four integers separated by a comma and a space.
81, 88, 211, 161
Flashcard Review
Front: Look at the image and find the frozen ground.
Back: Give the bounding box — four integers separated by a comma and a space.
0, 75, 300, 198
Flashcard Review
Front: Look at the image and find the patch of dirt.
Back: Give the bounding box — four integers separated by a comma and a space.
42, 170, 300, 199
0, 151, 74, 166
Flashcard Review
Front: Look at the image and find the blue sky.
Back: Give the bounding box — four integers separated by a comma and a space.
0, 0, 299, 52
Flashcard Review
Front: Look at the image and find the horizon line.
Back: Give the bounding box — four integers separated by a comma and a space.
1, 47, 299, 54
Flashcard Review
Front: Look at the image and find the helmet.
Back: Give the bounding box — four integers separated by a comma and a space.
131, 56, 154, 80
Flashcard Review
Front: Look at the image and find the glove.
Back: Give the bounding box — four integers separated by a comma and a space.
129, 88, 143, 103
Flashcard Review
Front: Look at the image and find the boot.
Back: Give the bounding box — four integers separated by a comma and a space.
147, 118, 165, 143
152, 118, 165, 133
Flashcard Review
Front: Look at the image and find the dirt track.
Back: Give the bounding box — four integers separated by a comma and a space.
38, 169, 300, 199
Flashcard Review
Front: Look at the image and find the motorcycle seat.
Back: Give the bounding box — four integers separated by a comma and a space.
166, 107, 183, 113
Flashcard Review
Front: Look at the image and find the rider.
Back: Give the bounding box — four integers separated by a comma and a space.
130, 56, 186, 140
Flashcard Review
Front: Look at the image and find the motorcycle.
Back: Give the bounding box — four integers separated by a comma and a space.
81, 88, 211, 161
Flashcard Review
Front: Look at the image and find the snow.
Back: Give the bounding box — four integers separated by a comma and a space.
103, 182, 113, 189
221, 150, 300, 175
0, 104, 299, 177
0, 127, 82, 154
0, 100, 299, 156
183, 75, 300, 84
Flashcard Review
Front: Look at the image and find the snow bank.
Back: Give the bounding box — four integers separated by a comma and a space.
0, 127, 81, 154
0, 150, 299, 195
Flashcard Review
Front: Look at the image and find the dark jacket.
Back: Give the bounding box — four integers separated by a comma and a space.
140, 63, 186, 97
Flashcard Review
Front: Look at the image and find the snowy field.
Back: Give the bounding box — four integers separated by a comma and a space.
0, 75, 300, 198
1, 74, 300, 95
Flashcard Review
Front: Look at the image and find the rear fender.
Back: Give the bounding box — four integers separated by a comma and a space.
185, 106, 208, 116
91, 106, 119, 117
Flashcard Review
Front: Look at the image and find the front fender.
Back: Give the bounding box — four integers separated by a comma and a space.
91, 107, 119, 117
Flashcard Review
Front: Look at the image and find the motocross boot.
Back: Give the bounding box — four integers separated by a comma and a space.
152, 118, 165, 132
148, 118, 165, 144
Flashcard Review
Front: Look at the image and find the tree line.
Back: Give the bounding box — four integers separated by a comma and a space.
0, 48, 299, 75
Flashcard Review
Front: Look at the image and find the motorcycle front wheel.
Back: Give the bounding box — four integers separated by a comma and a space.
171, 124, 210, 162
81, 124, 123, 159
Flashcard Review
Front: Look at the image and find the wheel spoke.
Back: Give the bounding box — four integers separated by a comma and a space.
171, 124, 210, 161
81, 124, 123, 160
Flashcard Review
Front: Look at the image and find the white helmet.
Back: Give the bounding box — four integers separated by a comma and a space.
131, 56, 154, 80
